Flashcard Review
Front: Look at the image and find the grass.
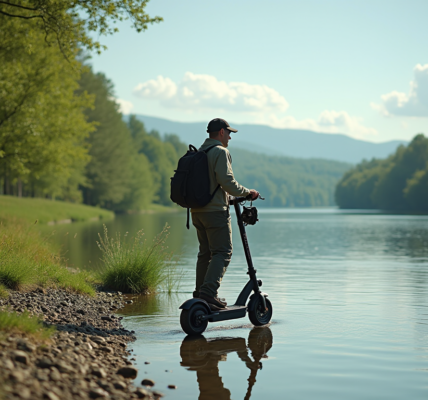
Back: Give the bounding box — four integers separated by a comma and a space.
0, 218, 95, 295
97, 224, 182, 294
0, 195, 114, 224
0, 310, 55, 340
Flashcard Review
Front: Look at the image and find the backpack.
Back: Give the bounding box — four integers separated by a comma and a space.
170, 144, 221, 229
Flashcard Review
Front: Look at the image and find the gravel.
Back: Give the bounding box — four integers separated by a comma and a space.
0, 289, 161, 399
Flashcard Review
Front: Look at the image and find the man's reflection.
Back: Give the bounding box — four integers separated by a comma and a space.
180, 327, 273, 400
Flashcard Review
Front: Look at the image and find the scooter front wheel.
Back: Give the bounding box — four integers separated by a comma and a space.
248, 296, 273, 326
180, 304, 209, 335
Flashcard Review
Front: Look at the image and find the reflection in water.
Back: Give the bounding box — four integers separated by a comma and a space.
180, 327, 273, 400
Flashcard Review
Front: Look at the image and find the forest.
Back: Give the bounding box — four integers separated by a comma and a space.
232, 149, 350, 207
335, 134, 428, 211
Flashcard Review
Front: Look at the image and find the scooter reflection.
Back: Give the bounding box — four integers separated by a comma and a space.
180, 327, 273, 400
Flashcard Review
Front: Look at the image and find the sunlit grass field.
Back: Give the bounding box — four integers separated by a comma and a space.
0, 195, 114, 224
0, 218, 96, 295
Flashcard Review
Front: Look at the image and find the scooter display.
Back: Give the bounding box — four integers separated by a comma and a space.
179, 195, 273, 335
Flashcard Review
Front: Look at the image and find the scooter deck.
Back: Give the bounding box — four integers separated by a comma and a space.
208, 305, 247, 323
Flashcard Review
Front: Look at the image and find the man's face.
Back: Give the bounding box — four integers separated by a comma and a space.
220, 128, 231, 147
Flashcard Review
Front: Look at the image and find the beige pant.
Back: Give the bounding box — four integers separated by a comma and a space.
191, 210, 233, 297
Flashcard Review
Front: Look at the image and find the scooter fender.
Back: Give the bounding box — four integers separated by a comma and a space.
179, 298, 212, 314
247, 292, 269, 312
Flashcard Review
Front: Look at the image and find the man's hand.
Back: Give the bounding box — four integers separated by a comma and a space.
249, 189, 259, 200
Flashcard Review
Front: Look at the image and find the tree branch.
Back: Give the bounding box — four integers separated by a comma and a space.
0, 10, 42, 19
0, 1, 38, 12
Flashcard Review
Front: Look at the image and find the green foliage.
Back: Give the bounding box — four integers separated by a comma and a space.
97, 225, 180, 294
0, 219, 95, 294
0, 0, 162, 57
0, 13, 93, 199
335, 134, 428, 211
0, 310, 55, 340
127, 115, 182, 206
0, 195, 113, 224
231, 148, 351, 207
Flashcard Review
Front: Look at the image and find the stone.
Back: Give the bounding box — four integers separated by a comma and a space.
16, 387, 31, 399
37, 358, 54, 368
99, 346, 113, 354
43, 391, 60, 400
16, 339, 36, 353
116, 366, 138, 379
55, 361, 75, 373
49, 368, 62, 382
141, 379, 155, 387
9, 370, 25, 382
12, 350, 29, 365
135, 388, 150, 398
152, 391, 164, 398
113, 381, 127, 390
91, 367, 107, 379
167, 385, 177, 389
89, 388, 110, 398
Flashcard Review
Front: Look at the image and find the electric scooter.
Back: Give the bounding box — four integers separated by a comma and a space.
179, 195, 273, 335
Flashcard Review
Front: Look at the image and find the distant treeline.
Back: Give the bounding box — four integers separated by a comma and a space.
335, 134, 428, 211
232, 149, 351, 207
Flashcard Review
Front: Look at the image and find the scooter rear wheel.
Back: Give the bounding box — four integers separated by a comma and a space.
180, 304, 209, 335
248, 297, 273, 326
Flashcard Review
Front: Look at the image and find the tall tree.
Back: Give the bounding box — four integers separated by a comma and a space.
0, 14, 92, 197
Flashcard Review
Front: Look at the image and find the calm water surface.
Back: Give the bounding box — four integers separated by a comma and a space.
53, 208, 428, 399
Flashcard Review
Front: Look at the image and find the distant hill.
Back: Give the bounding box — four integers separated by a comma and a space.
231, 148, 352, 207
135, 114, 406, 164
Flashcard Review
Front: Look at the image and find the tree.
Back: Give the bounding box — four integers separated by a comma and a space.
0, 0, 162, 58
0, 14, 92, 197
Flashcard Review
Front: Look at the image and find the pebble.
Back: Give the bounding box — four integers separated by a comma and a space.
117, 366, 138, 379
141, 379, 155, 387
168, 385, 177, 389
0, 288, 160, 400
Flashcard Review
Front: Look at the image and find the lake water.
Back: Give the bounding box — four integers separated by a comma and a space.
52, 208, 428, 399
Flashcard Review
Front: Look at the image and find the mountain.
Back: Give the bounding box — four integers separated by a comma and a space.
135, 114, 406, 164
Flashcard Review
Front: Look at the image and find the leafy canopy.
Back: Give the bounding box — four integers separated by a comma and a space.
0, 0, 162, 56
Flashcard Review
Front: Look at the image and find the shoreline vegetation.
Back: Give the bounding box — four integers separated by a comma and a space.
335, 134, 428, 212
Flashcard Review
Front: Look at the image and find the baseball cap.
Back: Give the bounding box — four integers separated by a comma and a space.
206, 118, 238, 133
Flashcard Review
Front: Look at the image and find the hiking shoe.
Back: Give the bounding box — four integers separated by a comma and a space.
193, 291, 226, 304
199, 292, 227, 309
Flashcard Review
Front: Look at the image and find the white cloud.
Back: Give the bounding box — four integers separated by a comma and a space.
256, 110, 377, 139
115, 99, 134, 115
373, 63, 428, 117
132, 72, 376, 139
133, 72, 289, 113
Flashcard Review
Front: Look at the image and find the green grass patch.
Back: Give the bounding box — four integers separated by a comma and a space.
0, 310, 55, 340
0, 195, 114, 224
97, 225, 182, 294
0, 218, 95, 295
0, 284, 8, 299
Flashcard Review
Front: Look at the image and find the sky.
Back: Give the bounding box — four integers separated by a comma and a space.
90, 0, 428, 143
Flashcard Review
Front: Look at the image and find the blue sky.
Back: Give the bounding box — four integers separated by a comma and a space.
91, 0, 428, 142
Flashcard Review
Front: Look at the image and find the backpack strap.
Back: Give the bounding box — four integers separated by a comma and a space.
186, 207, 190, 230
201, 144, 221, 199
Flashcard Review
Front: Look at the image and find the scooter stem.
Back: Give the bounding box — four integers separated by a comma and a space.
233, 199, 260, 295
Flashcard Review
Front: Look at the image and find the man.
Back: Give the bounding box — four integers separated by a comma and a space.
191, 118, 259, 310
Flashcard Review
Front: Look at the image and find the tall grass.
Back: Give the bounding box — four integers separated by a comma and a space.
0, 218, 95, 295
0, 310, 55, 340
97, 225, 182, 294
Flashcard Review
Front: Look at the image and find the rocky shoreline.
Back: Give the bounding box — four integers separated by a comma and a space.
0, 289, 161, 400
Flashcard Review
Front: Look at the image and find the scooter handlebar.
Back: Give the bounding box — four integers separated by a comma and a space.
229, 194, 265, 204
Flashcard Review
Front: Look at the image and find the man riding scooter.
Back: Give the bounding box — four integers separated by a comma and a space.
191, 118, 259, 310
